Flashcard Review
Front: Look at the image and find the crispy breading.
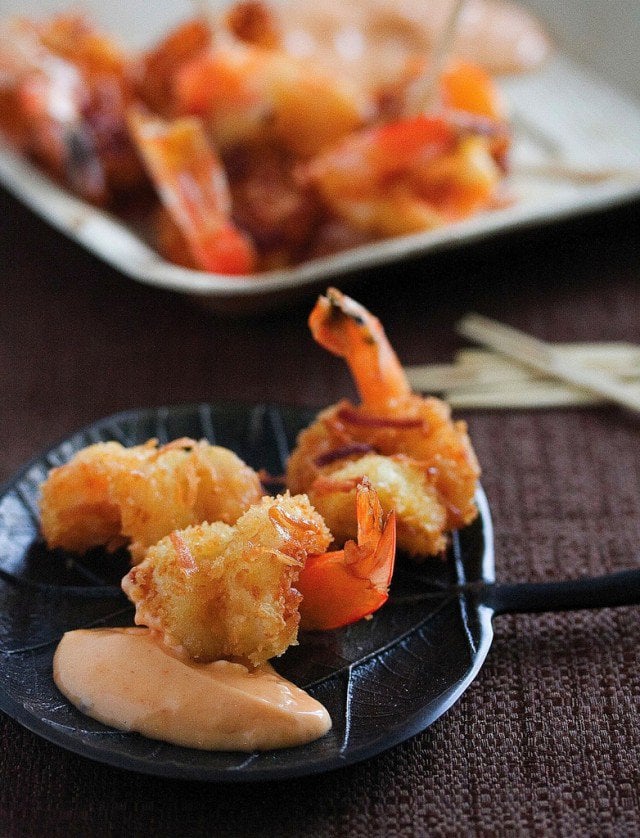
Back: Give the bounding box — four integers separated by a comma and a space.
287, 397, 479, 558
40, 438, 263, 562
122, 493, 332, 664
286, 289, 480, 559
308, 453, 448, 557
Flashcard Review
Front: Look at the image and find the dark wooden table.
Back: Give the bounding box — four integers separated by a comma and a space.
2, 186, 640, 836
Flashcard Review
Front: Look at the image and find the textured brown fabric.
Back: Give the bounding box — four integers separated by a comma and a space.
1, 187, 640, 837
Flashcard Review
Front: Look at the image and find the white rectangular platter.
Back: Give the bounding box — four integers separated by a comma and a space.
2, 0, 640, 312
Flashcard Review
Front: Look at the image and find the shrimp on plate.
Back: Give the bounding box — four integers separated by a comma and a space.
297, 477, 396, 631
0, 5, 515, 271
0, 14, 143, 203
132, 9, 368, 271
40, 438, 263, 563
298, 59, 510, 238
173, 29, 369, 159
286, 288, 480, 558
122, 479, 396, 663
127, 107, 258, 274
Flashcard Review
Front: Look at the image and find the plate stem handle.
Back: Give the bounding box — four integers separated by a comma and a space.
484, 568, 640, 615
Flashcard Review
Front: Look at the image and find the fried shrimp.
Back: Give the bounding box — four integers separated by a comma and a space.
297, 477, 396, 630
122, 493, 332, 665
308, 454, 446, 558
0, 14, 143, 203
286, 288, 480, 557
40, 438, 263, 563
127, 107, 258, 275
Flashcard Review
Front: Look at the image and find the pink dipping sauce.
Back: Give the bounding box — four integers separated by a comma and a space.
53, 627, 331, 751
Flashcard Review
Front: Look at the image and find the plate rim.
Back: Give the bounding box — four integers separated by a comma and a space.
0, 400, 496, 781
2, 137, 639, 301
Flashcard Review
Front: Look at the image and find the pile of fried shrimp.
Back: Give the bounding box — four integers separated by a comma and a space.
39, 289, 480, 667
0, 2, 513, 275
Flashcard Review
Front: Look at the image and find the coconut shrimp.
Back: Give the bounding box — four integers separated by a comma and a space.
0, 14, 142, 203
40, 438, 263, 563
299, 60, 509, 237
122, 479, 396, 663
127, 107, 257, 274
121, 492, 328, 665
286, 289, 480, 558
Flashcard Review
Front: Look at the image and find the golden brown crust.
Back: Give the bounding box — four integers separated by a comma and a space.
286, 396, 480, 557
39, 438, 264, 563
122, 493, 332, 664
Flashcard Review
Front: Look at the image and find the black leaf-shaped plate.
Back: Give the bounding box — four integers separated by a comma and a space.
0, 403, 494, 781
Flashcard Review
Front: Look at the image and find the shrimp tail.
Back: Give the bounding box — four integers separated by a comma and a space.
309, 288, 411, 409
297, 479, 396, 631
127, 106, 257, 275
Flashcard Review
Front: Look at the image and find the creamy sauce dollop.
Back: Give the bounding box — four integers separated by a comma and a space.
53, 627, 331, 751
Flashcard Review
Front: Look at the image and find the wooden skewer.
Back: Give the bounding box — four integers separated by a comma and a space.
445, 380, 640, 410
456, 344, 640, 374
406, 370, 640, 409
406, 0, 467, 114
445, 381, 608, 410
456, 314, 640, 414
405, 342, 640, 393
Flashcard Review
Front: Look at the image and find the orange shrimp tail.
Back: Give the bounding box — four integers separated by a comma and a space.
192, 222, 257, 275
298, 480, 396, 631
128, 107, 257, 275
308, 288, 411, 410
354, 479, 397, 588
